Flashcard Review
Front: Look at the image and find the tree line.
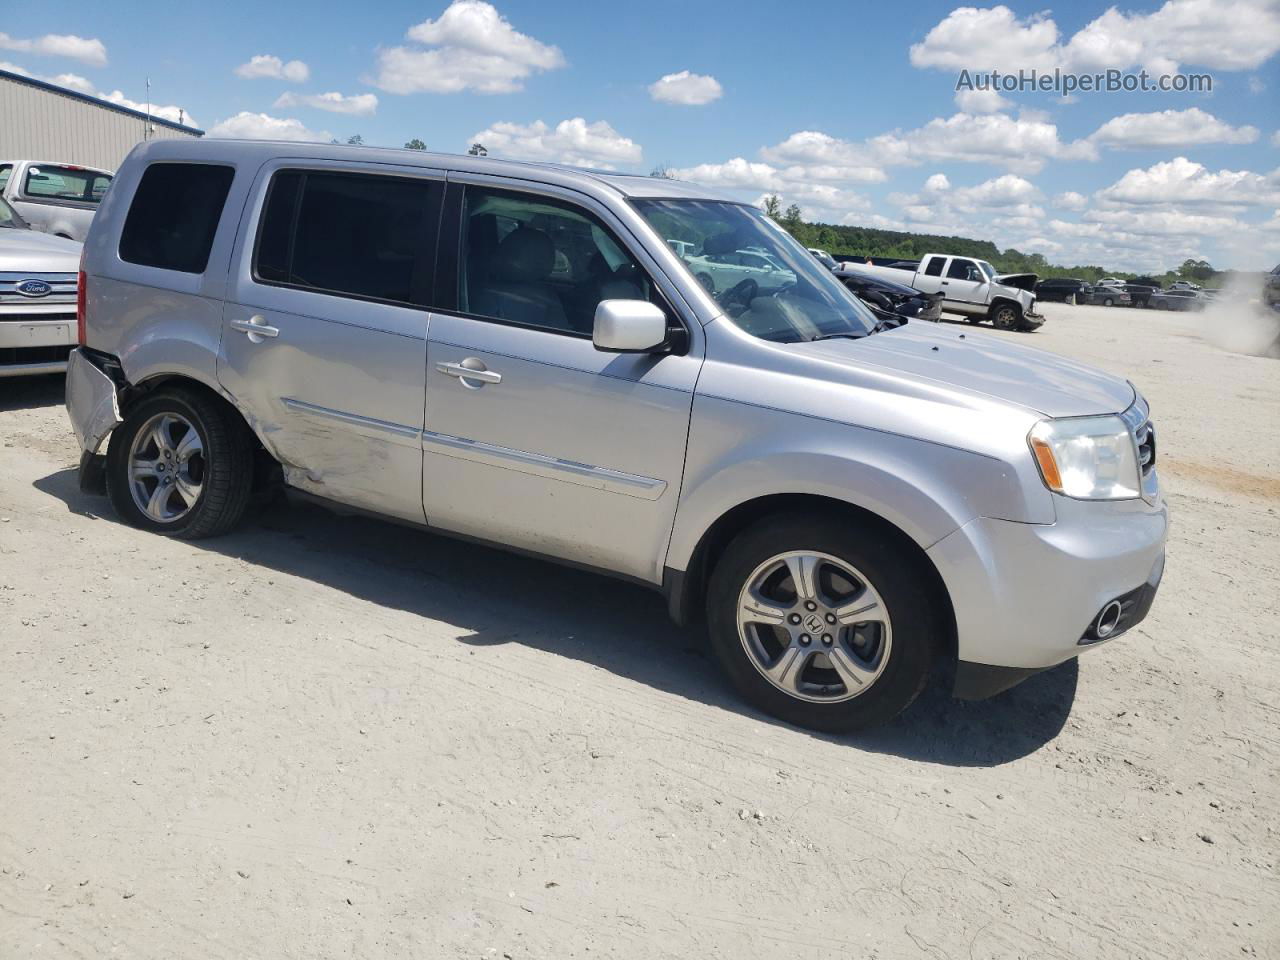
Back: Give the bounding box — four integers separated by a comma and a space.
759, 193, 1226, 288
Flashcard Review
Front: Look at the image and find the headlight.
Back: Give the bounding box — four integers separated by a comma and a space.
1028, 415, 1140, 500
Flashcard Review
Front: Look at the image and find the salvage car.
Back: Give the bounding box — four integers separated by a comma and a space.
1087, 287, 1132, 307
1034, 277, 1092, 304
836, 270, 942, 322
0, 195, 81, 377
841, 254, 1042, 330
1150, 289, 1206, 311
66, 140, 1166, 732
0, 160, 113, 241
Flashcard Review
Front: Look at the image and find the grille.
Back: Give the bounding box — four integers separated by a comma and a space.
0, 312, 76, 323
1135, 420, 1156, 474
0, 272, 78, 305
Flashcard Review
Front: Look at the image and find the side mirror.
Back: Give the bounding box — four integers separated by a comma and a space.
593, 299, 668, 353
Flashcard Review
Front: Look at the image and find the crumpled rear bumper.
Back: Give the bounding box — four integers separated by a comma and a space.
65, 347, 122, 454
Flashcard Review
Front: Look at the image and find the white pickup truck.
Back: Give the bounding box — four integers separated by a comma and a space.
838, 253, 1043, 331
0, 160, 114, 241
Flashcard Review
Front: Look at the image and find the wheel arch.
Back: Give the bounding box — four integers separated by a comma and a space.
664, 492, 957, 661
987, 296, 1023, 320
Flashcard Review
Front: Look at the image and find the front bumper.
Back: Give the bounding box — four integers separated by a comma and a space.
927, 490, 1167, 696
0, 312, 76, 377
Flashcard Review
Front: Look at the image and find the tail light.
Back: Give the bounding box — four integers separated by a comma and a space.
76, 249, 87, 346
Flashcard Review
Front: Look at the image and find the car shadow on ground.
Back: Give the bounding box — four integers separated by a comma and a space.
0, 374, 65, 412
35, 466, 1077, 767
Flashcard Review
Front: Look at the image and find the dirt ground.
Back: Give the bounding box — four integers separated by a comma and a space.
2, 303, 1277, 959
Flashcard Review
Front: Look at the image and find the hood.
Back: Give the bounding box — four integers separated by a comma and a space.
0, 227, 82, 273
995, 272, 1038, 292
790, 321, 1135, 418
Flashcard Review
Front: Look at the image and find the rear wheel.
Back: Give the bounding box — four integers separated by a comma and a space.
706, 514, 938, 732
1103, 297, 1114, 307
106, 388, 253, 539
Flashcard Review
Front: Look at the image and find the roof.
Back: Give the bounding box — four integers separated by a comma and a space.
125, 137, 733, 203
0, 68, 204, 135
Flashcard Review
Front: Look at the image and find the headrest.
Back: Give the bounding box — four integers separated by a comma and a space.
492, 226, 556, 283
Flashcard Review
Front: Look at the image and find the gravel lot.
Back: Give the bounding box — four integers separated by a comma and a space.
2, 303, 1277, 959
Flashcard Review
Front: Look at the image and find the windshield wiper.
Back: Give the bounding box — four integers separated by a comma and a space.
809, 332, 867, 342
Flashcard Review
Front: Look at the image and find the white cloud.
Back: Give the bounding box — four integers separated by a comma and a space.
759, 131, 888, 181
1055, 191, 1089, 210
470, 118, 641, 167
0, 60, 94, 95
208, 111, 329, 142
1249, 76, 1267, 94
954, 88, 1012, 113
912, 0, 1280, 74
1096, 157, 1280, 207
99, 91, 198, 128
1272, 130, 1280, 147
0, 32, 106, 67
648, 70, 722, 105
923, 173, 951, 193
669, 158, 871, 223
1089, 108, 1259, 149
1083, 207, 1244, 237
235, 54, 309, 83
274, 91, 378, 116
950, 173, 1041, 209
867, 112, 1096, 173
375, 0, 564, 94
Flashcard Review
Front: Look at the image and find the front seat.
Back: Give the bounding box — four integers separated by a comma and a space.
473, 226, 570, 331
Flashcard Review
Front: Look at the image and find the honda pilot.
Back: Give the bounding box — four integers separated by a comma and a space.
65, 140, 1167, 731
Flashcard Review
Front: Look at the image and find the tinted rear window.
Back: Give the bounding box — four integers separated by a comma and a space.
253, 169, 436, 305
119, 163, 234, 273
923, 256, 945, 276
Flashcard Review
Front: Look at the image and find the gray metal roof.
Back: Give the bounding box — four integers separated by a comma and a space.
0, 67, 204, 135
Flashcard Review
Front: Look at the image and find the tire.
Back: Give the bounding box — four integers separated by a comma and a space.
1103, 297, 1114, 307
706, 513, 939, 733
989, 302, 1019, 330
106, 388, 254, 539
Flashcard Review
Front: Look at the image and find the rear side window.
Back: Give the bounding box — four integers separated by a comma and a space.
0, 164, 11, 191
119, 163, 234, 274
253, 169, 437, 305
923, 256, 945, 276
24, 164, 112, 203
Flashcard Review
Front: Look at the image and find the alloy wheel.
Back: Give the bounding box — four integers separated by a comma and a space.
735, 551, 892, 703
127, 412, 206, 523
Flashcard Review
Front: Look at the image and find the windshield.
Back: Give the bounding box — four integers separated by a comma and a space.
0, 197, 28, 229
632, 199, 878, 342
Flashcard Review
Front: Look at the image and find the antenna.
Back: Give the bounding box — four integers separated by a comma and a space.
145, 77, 151, 139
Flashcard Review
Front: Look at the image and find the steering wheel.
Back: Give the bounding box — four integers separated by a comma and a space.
722, 278, 759, 309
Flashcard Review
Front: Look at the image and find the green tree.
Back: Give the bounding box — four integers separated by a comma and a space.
781, 203, 804, 236
649, 164, 675, 179
346, 134, 364, 146
404, 138, 427, 150
761, 194, 782, 220
467, 142, 488, 157
1177, 258, 1215, 282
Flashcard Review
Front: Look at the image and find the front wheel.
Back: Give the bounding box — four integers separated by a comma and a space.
989, 303, 1020, 330
106, 388, 254, 539
706, 514, 938, 732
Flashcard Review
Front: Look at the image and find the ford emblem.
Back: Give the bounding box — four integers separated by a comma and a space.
15, 279, 53, 298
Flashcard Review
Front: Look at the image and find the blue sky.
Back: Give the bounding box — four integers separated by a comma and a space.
3, 0, 1279, 271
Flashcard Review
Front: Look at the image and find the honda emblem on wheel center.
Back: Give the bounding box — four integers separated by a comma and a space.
805, 614, 824, 632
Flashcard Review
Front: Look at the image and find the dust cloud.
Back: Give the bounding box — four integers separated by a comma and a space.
1197, 274, 1280, 359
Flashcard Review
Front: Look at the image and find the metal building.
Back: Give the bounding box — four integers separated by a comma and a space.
0, 68, 202, 172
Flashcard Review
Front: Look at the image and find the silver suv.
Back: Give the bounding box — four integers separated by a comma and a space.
66, 140, 1167, 731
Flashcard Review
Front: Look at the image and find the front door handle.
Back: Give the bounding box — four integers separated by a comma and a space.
230, 316, 279, 343
437, 359, 502, 386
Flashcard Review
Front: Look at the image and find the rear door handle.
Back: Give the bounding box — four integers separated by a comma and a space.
230, 316, 279, 342
437, 360, 502, 385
